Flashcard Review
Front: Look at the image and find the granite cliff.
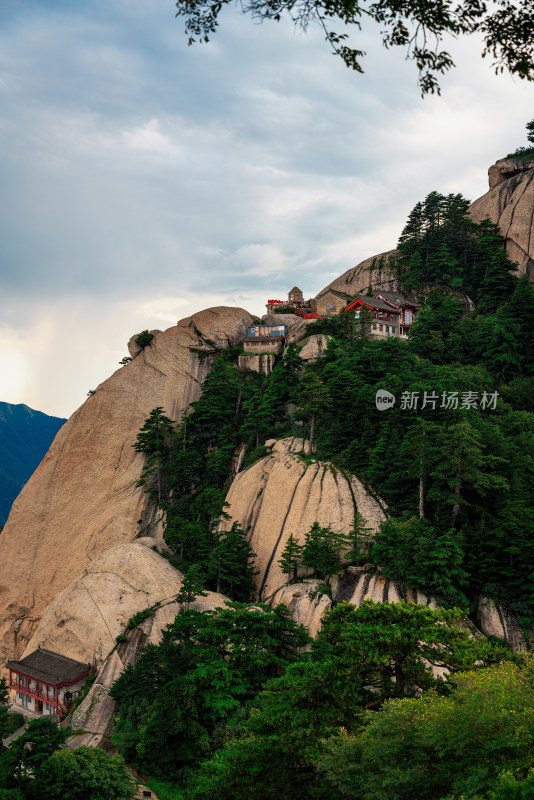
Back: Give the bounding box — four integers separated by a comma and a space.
0, 307, 252, 669
316, 157, 534, 299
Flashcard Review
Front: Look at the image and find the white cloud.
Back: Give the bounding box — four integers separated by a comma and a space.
122, 118, 180, 155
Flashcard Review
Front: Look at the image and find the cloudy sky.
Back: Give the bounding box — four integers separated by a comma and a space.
0, 0, 533, 418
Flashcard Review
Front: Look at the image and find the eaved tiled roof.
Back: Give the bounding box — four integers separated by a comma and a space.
289, 286, 303, 294
348, 294, 401, 313
7, 648, 90, 686
374, 290, 408, 306
316, 288, 352, 300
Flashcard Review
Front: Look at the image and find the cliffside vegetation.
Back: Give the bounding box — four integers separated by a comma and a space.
99, 188, 534, 798
173, 0, 534, 95
133, 191, 534, 621
3, 188, 531, 799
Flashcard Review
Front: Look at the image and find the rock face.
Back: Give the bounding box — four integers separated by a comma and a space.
269, 581, 332, 638
316, 251, 399, 299
127, 329, 162, 359
0, 307, 252, 669
269, 568, 437, 641
298, 334, 333, 361
469, 159, 534, 279
474, 594, 529, 651
23, 538, 209, 670
221, 438, 386, 601
487, 157, 534, 190
63, 540, 227, 749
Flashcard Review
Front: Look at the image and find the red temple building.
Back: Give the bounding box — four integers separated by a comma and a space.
7, 647, 90, 718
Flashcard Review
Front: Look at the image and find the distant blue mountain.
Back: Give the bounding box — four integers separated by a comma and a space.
0, 402, 66, 526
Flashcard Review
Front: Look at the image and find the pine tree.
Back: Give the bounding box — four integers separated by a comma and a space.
206, 522, 258, 600
301, 522, 344, 583
344, 511, 374, 564
176, 564, 208, 610
278, 533, 303, 582
296, 370, 330, 455
134, 407, 174, 504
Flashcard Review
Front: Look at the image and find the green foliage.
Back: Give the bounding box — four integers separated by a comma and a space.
318, 660, 534, 800
126, 608, 154, 630
397, 192, 517, 307
134, 406, 174, 504
28, 747, 135, 800
175, 564, 208, 608
205, 521, 257, 599
301, 522, 345, 582
110, 603, 311, 778
134, 330, 154, 348
371, 516, 468, 606
183, 601, 505, 800
174, 0, 534, 94
278, 533, 303, 582
0, 717, 69, 794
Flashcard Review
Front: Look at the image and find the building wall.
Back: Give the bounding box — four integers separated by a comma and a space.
243, 339, 283, 354
238, 353, 277, 375
10, 675, 87, 717
315, 293, 347, 316
370, 321, 400, 338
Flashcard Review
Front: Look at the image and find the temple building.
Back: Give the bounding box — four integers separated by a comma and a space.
344, 292, 420, 339
7, 648, 90, 718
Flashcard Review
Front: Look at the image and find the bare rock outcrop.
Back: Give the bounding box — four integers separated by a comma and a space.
63, 541, 227, 749
127, 329, 162, 359
0, 307, 252, 669
269, 581, 332, 638
21, 537, 220, 670
316, 251, 398, 299
298, 334, 332, 361
270, 568, 437, 640
474, 594, 529, 651
469, 159, 534, 279
221, 438, 386, 601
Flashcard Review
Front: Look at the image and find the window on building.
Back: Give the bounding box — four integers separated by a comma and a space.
326, 305, 336, 312
18, 693, 30, 706
20, 676, 27, 687
391, 326, 395, 333
406, 311, 411, 324
46, 703, 55, 712
372, 324, 377, 330
385, 325, 390, 333
379, 324, 383, 332
354, 309, 361, 318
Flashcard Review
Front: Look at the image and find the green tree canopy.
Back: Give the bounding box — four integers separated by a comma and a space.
174, 0, 534, 94
28, 747, 135, 800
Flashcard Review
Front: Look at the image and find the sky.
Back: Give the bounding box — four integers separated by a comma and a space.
0, 0, 533, 418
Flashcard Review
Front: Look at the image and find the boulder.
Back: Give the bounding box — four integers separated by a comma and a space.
0, 307, 253, 669
127, 329, 162, 359
269, 581, 332, 638
475, 594, 529, 651
21, 537, 224, 670
298, 334, 332, 361
220, 438, 386, 601
315, 251, 398, 298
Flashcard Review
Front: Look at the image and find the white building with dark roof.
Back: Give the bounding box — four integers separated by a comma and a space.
7, 647, 90, 718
